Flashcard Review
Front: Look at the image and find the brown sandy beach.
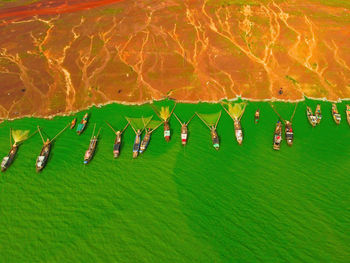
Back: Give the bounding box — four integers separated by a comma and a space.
0, 0, 349, 119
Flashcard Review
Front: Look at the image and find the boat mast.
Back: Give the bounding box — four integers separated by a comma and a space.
9, 127, 13, 147
290, 103, 298, 122
215, 111, 222, 129
151, 105, 162, 120
126, 117, 137, 134
141, 116, 152, 133
90, 124, 96, 140
195, 112, 211, 130
186, 114, 196, 126
238, 104, 247, 122
221, 103, 235, 121
96, 127, 102, 138
270, 104, 286, 123
149, 121, 163, 134
25, 130, 39, 143
50, 123, 70, 143
167, 103, 177, 121
121, 122, 130, 134
173, 113, 183, 125
37, 126, 46, 144
105, 121, 117, 134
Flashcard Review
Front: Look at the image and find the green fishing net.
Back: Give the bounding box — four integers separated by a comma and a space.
146, 120, 162, 129
197, 112, 221, 126
152, 103, 176, 121
126, 116, 152, 130
223, 102, 246, 119
12, 130, 30, 143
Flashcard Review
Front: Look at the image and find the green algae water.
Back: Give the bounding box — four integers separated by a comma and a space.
0, 99, 349, 262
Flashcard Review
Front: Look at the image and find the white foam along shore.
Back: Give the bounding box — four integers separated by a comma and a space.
0, 95, 349, 123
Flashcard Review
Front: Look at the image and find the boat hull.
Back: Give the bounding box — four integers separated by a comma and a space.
84, 138, 97, 164
273, 122, 282, 151
234, 120, 243, 145
332, 104, 341, 125
332, 114, 341, 125
36, 144, 51, 172
306, 107, 317, 127
181, 133, 188, 145
181, 126, 188, 145
113, 135, 121, 158
113, 143, 121, 158
254, 109, 260, 124
140, 133, 151, 154
285, 125, 294, 147
164, 122, 170, 142
133, 134, 141, 158
211, 130, 220, 150
1, 146, 18, 172
70, 118, 77, 129
76, 114, 88, 135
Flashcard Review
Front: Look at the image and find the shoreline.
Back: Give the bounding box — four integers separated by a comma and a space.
1, 96, 349, 123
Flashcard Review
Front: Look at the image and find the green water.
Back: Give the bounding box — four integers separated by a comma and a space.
0, 99, 349, 262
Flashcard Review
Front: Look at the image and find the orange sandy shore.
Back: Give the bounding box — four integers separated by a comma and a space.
0, 0, 349, 119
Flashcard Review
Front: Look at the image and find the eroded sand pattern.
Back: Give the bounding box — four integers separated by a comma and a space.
0, 0, 350, 119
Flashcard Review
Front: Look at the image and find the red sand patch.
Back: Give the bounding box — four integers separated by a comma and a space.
0, 0, 125, 21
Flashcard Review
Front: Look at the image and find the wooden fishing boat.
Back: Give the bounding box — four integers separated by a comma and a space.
133, 130, 141, 158
234, 119, 243, 145
306, 106, 317, 127
70, 118, 77, 129
315, 104, 322, 124
285, 121, 294, 146
84, 124, 100, 164
1, 145, 18, 172
255, 109, 260, 124
1, 128, 36, 172
76, 113, 89, 135
84, 138, 98, 164
221, 103, 246, 144
273, 121, 282, 150
174, 113, 195, 146
181, 125, 188, 145
332, 104, 341, 124
106, 121, 129, 158
270, 103, 297, 147
211, 128, 220, 150
36, 139, 51, 172
113, 131, 122, 158
139, 129, 152, 154
36, 124, 69, 172
152, 103, 176, 142
126, 116, 152, 158
346, 105, 350, 126
139, 118, 161, 154
164, 121, 170, 142
196, 111, 221, 150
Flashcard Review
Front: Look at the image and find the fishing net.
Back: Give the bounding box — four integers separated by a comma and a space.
147, 120, 162, 130
126, 116, 152, 130
152, 104, 176, 121
159, 107, 170, 121
224, 102, 246, 119
12, 130, 29, 143
197, 112, 221, 126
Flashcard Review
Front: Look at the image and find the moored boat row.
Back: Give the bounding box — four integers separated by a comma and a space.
1, 103, 349, 172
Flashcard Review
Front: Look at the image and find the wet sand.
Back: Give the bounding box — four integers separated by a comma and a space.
0, 0, 349, 119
